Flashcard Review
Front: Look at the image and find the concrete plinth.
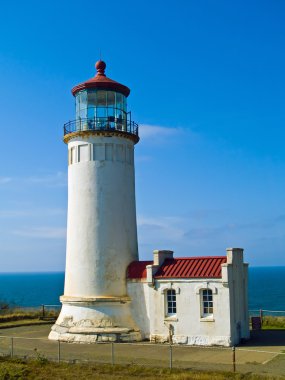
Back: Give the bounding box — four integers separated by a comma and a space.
49, 296, 142, 343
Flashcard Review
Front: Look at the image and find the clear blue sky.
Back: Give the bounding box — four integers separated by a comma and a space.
0, 0, 284, 271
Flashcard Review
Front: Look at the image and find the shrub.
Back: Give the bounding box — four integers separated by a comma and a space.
262, 316, 285, 329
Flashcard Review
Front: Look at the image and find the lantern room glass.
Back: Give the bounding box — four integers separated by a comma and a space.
75, 90, 127, 127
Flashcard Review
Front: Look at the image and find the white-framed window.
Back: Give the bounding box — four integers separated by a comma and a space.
166, 289, 177, 316
70, 146, 77, 165
201, 289, 213, 318
78, 144, 89, 162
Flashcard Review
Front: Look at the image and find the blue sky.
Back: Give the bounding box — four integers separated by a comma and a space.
0, 0, 284, 271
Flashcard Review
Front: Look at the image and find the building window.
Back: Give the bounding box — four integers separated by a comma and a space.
166, 289, 176, 316
201, 289, 213, 317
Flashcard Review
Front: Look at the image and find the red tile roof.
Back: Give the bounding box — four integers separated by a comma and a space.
127, 257, 227, 280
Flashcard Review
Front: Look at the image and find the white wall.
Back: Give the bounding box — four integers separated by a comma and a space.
128, 279, 232, 346
50, 134, 141, 342
127, 249, 249, 347
223, 248, 250, 345
64, 135, 138, 298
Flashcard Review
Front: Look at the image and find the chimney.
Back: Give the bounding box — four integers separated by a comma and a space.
146, 250, 174, 286
153, 250, 174, 266
226, 248, 244, 265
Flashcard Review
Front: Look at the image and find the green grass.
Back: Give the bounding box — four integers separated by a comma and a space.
262, 316, 285, 330
0, 308, 59, 329
0, 312, 41, 323
0, 357, 281, 380
0, 309, 58, 324
0, 319, 54, 329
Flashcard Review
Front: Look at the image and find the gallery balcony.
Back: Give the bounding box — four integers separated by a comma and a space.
63, 117, 139, 144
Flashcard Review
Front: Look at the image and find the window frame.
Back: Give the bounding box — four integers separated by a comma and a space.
165, 289, 177, 317
70, 146, 77, 165
200, 288, 214, 318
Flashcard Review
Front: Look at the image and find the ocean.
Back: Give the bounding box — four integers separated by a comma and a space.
0, 267, 285, 312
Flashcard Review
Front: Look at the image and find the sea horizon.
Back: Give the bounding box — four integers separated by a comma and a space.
0, 267, 285, 312
1, 265, 285, 274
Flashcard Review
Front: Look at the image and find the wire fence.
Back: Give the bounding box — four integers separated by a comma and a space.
0, 335, 285, 376
249, 309, 285, 331
249, 309, 285, 317
0, 308, 284, 375
1, 305, 284, 318
0, 307, 283, 318
0, 304, 61, 320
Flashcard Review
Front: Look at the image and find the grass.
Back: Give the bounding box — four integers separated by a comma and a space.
0, 309, 58, 321
0, 304, 59, 328
0, 312, 41, 323
0, 357, 282, 380
262, 316, 285, 330
0, 319, 54, 329
0, 308, 58, 329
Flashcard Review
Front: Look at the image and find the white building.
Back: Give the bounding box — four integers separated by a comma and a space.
127, 248, 249, 346
49, 61, 249, 346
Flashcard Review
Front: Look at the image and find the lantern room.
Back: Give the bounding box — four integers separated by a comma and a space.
75, 89, 127, 123
63, 60, 138, 142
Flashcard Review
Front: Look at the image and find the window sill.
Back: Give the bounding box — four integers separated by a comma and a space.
200, 317, 215, 322
164, 316, 178, 322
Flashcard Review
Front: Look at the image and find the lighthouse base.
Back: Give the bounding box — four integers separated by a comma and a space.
48, 296, 142, 343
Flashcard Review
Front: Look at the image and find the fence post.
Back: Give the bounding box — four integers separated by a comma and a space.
10, 337, 14, 358
111, 342, 114, 365
260, 308, 263, 326
232, 346, 236, 372
42, 304, 45, 319
169, 344, 173, 370
58, 340, 61, 363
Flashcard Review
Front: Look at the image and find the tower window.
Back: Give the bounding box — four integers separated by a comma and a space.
105, 144, 113, 161
78, 144, 89, 162
70, 147, 77, 165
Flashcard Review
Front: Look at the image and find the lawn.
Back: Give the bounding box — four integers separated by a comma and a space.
262, 316, 285, 330
0, 358, 281, 380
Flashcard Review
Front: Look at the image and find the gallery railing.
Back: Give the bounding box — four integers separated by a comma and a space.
64, 117, 139, 137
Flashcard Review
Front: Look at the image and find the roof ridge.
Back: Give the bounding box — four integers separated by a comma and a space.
164, 256, 227, 261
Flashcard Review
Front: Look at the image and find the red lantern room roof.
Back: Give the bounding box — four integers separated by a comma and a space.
71, 60, 130, 97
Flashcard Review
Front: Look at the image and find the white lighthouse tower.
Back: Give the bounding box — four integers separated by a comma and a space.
49, 61, 141, 343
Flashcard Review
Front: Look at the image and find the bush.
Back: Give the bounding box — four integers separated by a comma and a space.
0, 302, 59, 323
0, 301, 9, 311
262, 316, 285, 329
0, 312, 39, 323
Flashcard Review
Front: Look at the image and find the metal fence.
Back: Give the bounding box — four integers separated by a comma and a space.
249, 309, 285, 317
0, 309, 285, 375
0, 304, 61, 321
0, 335, 285, 376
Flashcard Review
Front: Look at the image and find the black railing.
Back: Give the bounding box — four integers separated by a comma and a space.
64, 117, 139, 137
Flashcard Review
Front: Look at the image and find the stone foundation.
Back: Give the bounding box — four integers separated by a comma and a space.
49, 325, 141, 343
150, 334, 231, 346
49, 296, 142, 343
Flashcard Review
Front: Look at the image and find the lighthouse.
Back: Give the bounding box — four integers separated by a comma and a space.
49, 61, 141, 343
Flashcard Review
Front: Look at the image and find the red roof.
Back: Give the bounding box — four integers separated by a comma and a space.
72, 60, 130, 97
127, 256, 227, 280
127, 261, 152, 280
